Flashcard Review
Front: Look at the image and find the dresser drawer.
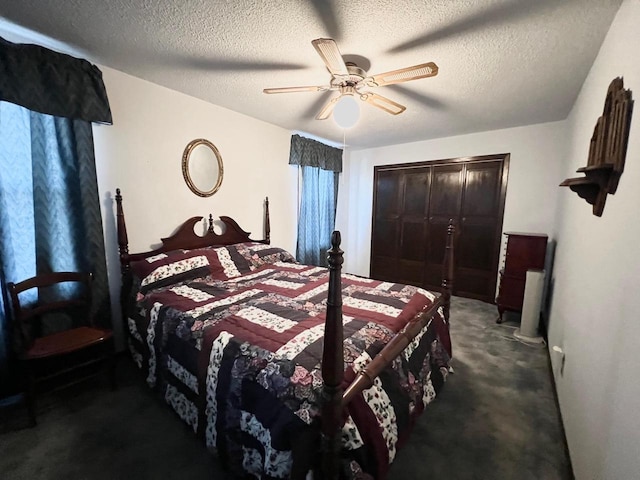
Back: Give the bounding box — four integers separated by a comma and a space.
503, 235, 547, 275
496, 274, 526, 311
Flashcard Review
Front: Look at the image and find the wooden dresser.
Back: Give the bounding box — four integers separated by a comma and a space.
496, 232, 547, 323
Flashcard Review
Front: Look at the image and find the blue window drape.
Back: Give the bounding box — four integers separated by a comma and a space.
289, 135, 342, 266
0, 36, 112, 398
297, 166, 339, 266
0, 102, 110, 396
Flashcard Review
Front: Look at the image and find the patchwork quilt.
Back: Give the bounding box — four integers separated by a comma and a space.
126, 242, 451, 479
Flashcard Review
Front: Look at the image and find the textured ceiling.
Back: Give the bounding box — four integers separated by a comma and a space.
0, 0, 623, 148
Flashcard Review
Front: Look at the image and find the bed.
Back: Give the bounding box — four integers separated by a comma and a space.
115, 189, 455, 480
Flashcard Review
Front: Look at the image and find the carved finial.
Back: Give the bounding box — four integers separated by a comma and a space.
115, 187, 129, 257
208, 214, 215, 233
264, 197, 271, 244
330, 231, 341, 249
327, 231, 344, 270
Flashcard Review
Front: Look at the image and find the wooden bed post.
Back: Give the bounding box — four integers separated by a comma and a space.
321, 231, 344, 480
115, 189, 132, 327
115, 188, 129, 260
442, 219, 455, 323
264, 197, 271, 244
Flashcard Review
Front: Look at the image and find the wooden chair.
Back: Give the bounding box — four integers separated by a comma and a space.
7, 272, 116, 425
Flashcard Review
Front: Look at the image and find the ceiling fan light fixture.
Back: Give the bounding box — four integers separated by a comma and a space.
333, 94, 360, 129
263, 38, 437, 123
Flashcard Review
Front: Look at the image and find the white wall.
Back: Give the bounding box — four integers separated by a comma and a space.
93, 67, 297, 347
547, 1, 640, 478
336, 121, 567, 277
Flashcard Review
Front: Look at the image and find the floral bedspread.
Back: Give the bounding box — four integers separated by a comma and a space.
126, 243, 451, 479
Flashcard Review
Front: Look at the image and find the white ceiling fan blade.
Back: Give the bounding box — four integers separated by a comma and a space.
360, 92, 406, 115
263, 85, 329, 94
363, 62, 438, 87
316, 94, 341, 120
312, 38, 348, 76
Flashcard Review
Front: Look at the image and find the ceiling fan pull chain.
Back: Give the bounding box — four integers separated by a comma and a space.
342, 129, 347, 171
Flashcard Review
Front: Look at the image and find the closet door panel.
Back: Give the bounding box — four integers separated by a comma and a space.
403, 169, 429, 216
423, 165, 463, 291
463, 162, 500, 216
457, 161, 505, 300
401, 222, 426, 261
371, 169, 402, 281
457, 223, 495, 271
397, 222, 425, 286
372, 219, 399, 258
375, 170, 401, 216
397, 169, 430, 285
423, 220, 449, 289
430, 165, 463, 217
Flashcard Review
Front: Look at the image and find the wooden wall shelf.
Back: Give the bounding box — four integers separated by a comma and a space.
560, 77, 633, 217
559, 177, 599, 206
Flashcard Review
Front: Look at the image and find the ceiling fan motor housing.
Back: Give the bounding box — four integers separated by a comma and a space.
345, 62, 366, 79
333, 62, 366, 89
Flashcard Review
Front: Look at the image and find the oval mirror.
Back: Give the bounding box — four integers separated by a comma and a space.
182, 139, 224, 197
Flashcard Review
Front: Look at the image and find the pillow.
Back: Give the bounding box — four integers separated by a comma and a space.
131, 247, 224, 294
211, 243, 296, 279
131, 243, 296, 293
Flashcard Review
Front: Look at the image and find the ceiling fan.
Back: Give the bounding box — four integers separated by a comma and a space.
263, 38, 438, 120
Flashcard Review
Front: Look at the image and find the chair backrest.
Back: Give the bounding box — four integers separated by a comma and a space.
7, 272, 94, 350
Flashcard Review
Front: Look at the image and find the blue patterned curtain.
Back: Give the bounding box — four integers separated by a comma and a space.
289, 134, 342, 172
290, 135, 342, 266
0, 101, 110, 396
297, 166, 339, 266
0, 36, 112, 123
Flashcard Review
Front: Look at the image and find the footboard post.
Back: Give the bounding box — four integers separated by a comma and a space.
320, 231, 344, 480
442, 219, 455, 323
264, 196, 271, 244
115, 189, 131, 332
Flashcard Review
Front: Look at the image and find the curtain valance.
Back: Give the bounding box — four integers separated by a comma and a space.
289, 134, 342, 173
0, 36, 112, 124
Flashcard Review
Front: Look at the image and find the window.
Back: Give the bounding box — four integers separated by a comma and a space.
288, 135, 342, 266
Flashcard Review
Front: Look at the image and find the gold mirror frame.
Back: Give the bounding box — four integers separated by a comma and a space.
182, 138, 224, 197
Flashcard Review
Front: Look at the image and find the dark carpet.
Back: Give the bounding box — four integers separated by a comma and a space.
0, 297, 572, 479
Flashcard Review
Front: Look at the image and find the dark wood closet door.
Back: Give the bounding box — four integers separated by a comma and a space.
371, 166, 431, 285
423, 164, 463, 289
371, 168, 402, 282
397, 167, 431, 285
371, 154, 509, 303
456, 160, 506, 300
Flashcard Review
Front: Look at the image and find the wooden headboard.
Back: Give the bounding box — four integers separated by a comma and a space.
114, 188, 270, 321
115, 188, 270, 263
